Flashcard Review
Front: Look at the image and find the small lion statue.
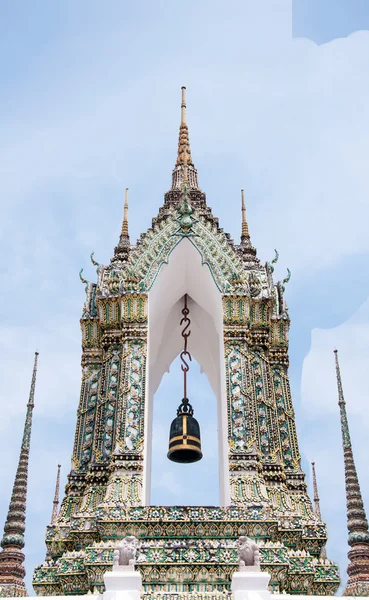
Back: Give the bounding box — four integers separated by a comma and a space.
236, 536, 260, 571
113, 536, 139, 570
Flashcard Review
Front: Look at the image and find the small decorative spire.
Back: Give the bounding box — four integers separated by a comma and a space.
112, 187, 131, 263
239, 189, 257, 263
0, 352, 39, 597
171, 87, 200, 191
121, 187, 129, 238
311, 462, 327, 559
334, 349, 369, 596
51, 464, 61, 524
241, 189, 250, 238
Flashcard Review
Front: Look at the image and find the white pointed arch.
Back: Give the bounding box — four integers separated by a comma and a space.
143, 238, 230, 506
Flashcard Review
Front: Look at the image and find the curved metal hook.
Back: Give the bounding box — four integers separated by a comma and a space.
180, 350, 192, 372
180, 316, 191, 338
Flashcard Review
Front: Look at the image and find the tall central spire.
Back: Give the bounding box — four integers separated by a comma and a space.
334, 349, 369, 596
171, 87, 200, 191
176, 86, 193, 167
0, 352, 39, 597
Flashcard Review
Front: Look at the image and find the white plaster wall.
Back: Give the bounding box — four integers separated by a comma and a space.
144, 238, 230, 506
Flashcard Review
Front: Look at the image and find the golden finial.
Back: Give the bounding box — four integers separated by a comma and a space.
176, 86, 193, 167
241, 189, 249, 238
121, 187, 129, 237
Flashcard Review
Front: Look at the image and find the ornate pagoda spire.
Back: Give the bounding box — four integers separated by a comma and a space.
334, 349, 369, 596
112, 187, 130, 263
311, 461, 327, 559
171, 87, 200, 192
0, 352, 39, 597
239, 189, 257, 264
51, 464, 61, 524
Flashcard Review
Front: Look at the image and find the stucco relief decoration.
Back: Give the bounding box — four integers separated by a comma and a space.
229, 473, 269, 505
100, 348, 121, 459
124, 209, 246, 294
75, 366, 101, 468
102, 473, 143, 508
272, 367, 299, 469
249, 354, 276, 458
121, 340, 146, 454
226, 344, 255, 454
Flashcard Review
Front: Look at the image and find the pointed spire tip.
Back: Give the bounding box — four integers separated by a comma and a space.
241, 189, 249, 238
121, 187, 129, 238
181, 86, 187, 126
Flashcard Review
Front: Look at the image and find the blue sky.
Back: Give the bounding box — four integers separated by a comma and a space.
1, 0, 369, 594
293, 0, 369, 43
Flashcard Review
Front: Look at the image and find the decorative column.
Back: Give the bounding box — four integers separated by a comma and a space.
0, 352, 39, 597
334, 349, 369, 596
223, 295, 270, 506
101, 293, 148, 508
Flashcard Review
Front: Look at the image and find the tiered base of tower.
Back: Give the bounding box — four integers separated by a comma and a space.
33, 505, 340, 597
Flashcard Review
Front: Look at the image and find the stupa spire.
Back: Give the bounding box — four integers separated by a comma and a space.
334, 349, 369, 596
239, 189, 257, 263
51, 464, 61, 524
241, 189, 250, 238
171, 87, 200, 191
112, 187, 130, 263
311, 461, 327, 559
121, 187, 129, 238
0, 352, 39, 597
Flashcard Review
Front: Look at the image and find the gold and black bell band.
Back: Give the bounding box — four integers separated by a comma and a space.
167, 399, 202, 464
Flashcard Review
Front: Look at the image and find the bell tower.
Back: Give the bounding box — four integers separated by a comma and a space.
33, 88, 340, 597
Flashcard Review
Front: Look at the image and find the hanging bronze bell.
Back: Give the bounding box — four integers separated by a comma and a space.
167, 398, 202, 463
